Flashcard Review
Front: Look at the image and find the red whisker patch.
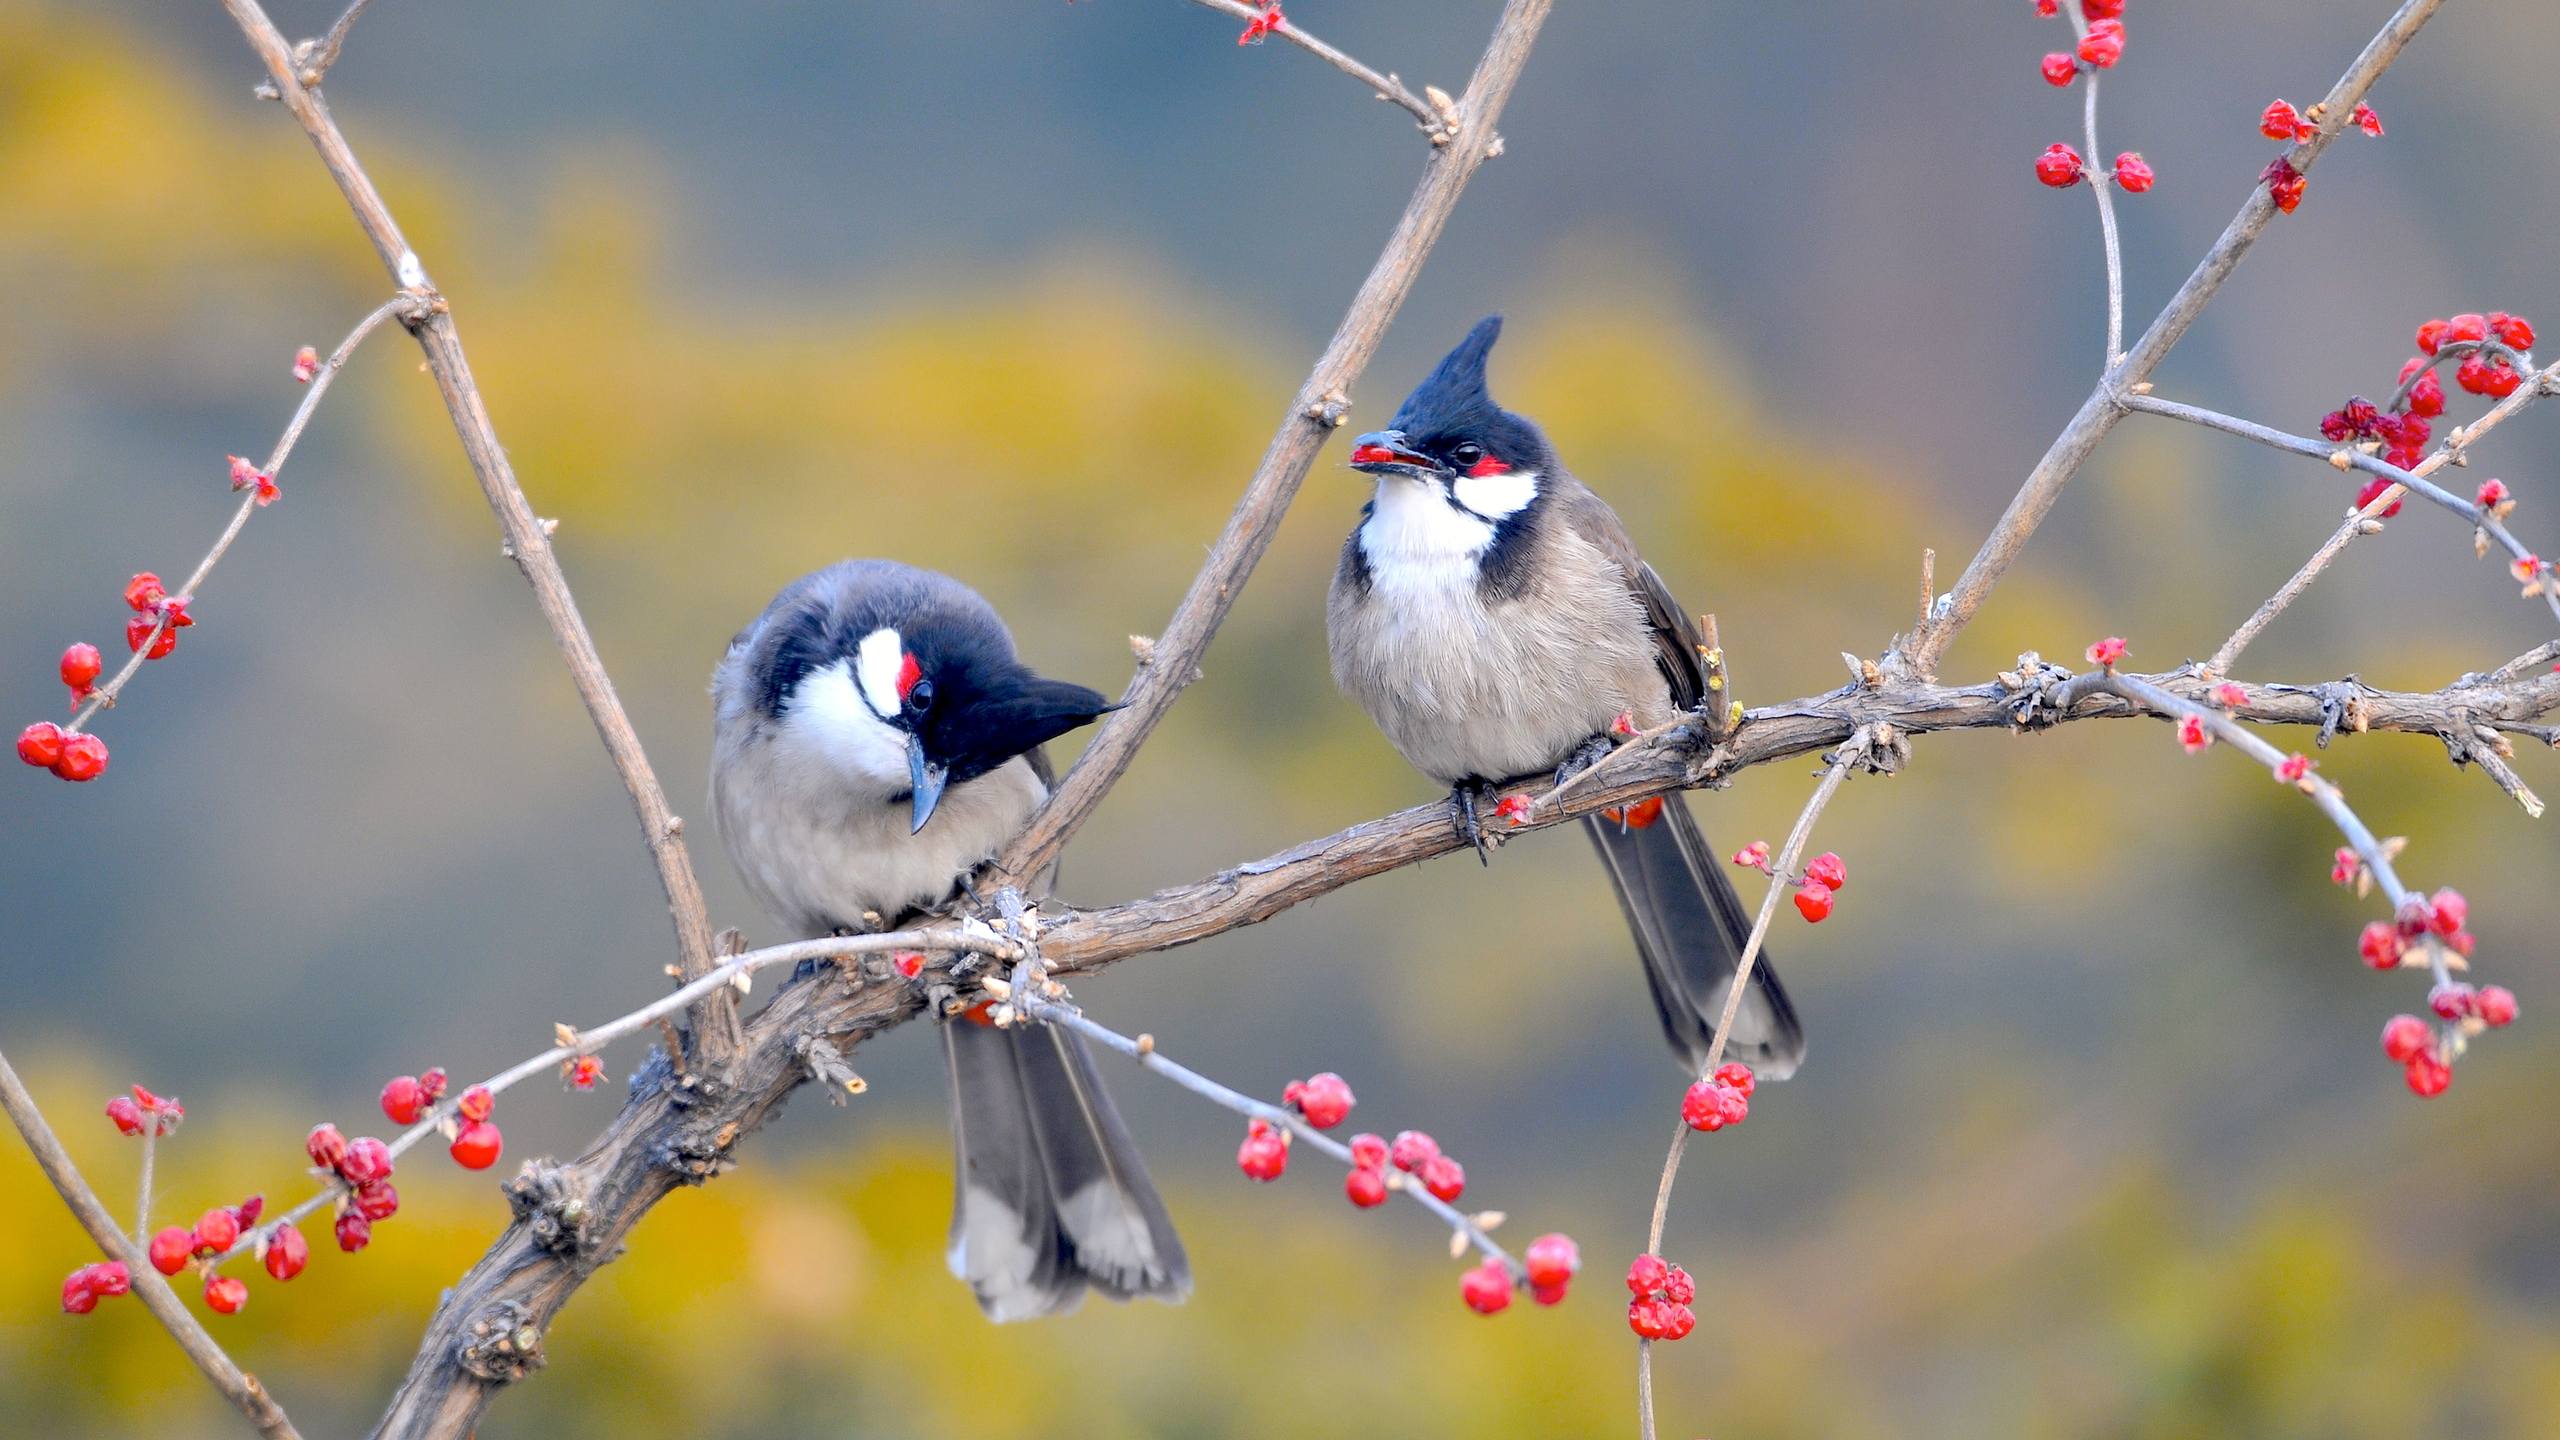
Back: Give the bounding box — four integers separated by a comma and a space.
896, 651, 923, 700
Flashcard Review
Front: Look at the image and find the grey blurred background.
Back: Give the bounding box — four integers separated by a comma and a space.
4, 2, 2558, 1435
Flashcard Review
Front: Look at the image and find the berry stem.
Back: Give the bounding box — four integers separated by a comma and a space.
65, 294, 417, 739
1014, 983, 1524, 1277
1637, 728, 1868, 1440
134, 1123, 157, 1249
1179, 0, 1449, 140
2066, 6, 2126, 364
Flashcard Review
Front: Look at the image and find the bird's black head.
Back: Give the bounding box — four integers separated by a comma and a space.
1347, 315, 1556, 490
759, 564, 1115, 833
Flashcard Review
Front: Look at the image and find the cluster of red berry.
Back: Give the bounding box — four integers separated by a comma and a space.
376, 1066, 506, 1170
1235, 1, 1283, 46
105, 1084, 185, 1138
2252, 98, 2382, 214
2318, 312, 2537, 515
2351, 886, 2520, 1096
147, 1196, 284, 1314
303, 1123, 401, 1257
1680, 1061, 1756, 1133
1730, 841, 1847, 923
1624, 1253, 1698, 1340
1462, 1233, 1579, 1316
2028, 3, 2150, 194
59, 1260, 132, 1315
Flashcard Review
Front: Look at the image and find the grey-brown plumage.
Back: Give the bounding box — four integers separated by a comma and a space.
711, 560, 1188, 1320
1326, 318, 1805, 1079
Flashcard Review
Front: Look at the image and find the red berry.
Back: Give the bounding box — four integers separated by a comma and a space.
1460, 1258, 1514, 1315
2261, 157, 2306, 213
565, 1054, 604, 1091
234, 1194, 263, 1228
292, 345, 320, 383
2408, 370, 2446, 418
1420, 1153, 1467, 1203
2112, 152, 2154, 193
2428, 983, 2475, 1021
1658, 1302, 1697, 1339
2075, 18, 2123, 68
1523, 1233, 1580, 1291
1389, 1130, 1439, 1172
2417, 319, 2448, 356
456, 1084, 495, 1123
2491, 313, 2535, 349
125, 613, 177, 661
2480, 357, 2523, 399
105, 1094, 145, 1136
2176, 713, 2211, 754
149, 1225, 194, 1276
380, 1075, 428, 1125
84, 1261, 130, 1300
1491, 792, 1533, 828
1348, 1132, 1389, 1170
194, 1207, 241, 1254
1626, 1298, 1665, 1338
1793, 881, 1835, 923
123, 572, 165, 613
2353, 476, 2403, 519
418, 1068, 449, 1100
1804, 852, 1847, 892
2329, 847, 2359, 886
352, 1179, 400, 1221
2035, 143, 2086, 188
2041, 52, 2078, 87
2035, 0, 2058, 15
339, 1135, 394, 1185
1626, 1254, 1670, 1297
17, 721, 66, 769
1714, 1061, 1757, 1097
2477, 479, 2510, 509
1236, 1117, 1290, 1182
2476, 985, 2518, 1028
2379, 1014, 2432, 1064
1730, 840, 1771, 870
1661, 1264, 1696, 1305
891, 951, 925, 979
305, 1122, 349, 1170
2086, 636, 2127, 668
2404, 1050, 2452, 1098
263, 1223, 309, 1282
2275, 753, 2312, 784
203, 1274, 248, 1315
449, 1119, 504, 1171
2394, 896, 2432, 938
59, 642, 102, 695
2428, 887, 2468, 936
1344, 1165, 1388, 1208
2358, 920, 2403, 970
1682, 1078, 1733, 1132
2445, 313, 2489, 344
2259, 99, 2303, 141
50, 732, 108, 782
2353, 101, 2384, 137
1287, 1072, 1355, 1129
2081, 0, 2122, 19
334, 1212, 372, 1253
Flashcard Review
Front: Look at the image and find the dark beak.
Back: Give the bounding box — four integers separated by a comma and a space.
906, 735, 949, 835
1347, 429, 1444, 479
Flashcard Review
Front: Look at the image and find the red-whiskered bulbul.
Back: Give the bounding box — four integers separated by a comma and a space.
711, 559, 1188, 1320
1326, 317, 1807, 1080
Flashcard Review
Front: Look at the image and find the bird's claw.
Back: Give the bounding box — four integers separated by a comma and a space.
1451, 779, 1496, 866
1553, 732, 1615, 788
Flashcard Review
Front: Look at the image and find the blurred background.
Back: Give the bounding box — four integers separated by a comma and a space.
5, 1, 2559, 1435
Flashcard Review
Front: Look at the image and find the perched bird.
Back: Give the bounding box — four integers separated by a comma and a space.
1326, 317, 1806, 1079
710, 559, 1188, 1320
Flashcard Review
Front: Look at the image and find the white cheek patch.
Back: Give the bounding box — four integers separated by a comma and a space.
1360, 475, 1497, 568
854, 628, 907, 719
1451, 467, 1538, 521
787, 658, 911, 789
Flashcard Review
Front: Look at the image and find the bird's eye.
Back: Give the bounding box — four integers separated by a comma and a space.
905, 679, 934, 714
1448, 442, 1484, 468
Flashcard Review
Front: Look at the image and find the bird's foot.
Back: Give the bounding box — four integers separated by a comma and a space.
1450, 778, 1498, 866
1553, 732, 1616, 788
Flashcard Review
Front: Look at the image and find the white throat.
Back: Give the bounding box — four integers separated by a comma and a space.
1357, 470, 1539, 577
782, 658, 909, 793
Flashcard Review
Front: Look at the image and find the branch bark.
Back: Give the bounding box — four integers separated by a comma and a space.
988, 0, 1556, 890
0, 1049, 303, 1440
214, 0, 735, 1060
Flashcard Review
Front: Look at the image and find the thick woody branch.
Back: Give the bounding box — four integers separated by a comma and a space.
0, 1049, 303, 1440
1902, 0, 2447, 677
215, 0, 733, 1059
990, 0, 1555, 889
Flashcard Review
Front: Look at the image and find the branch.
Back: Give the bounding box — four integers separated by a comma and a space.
1636, 731, 1867, 1440
65, 295, 415, 736
989, 0, 1556, 890
214, 0, 734, 1060
1179, 0, 1448, 140
0, 1049, 302, 1440
1902, 0, 2447, 678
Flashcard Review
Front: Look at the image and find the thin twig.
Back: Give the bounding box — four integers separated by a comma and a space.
305, 0, 375, 83
207, 928, 1011, 1270
1903, 0, 2447, 677
1636, 731, 1867, 1440
991, 0, 1556, 891
216, 0, 732, 1060
1019, 993, 1520, 1273
66, 295, 414, 735
0, 1048, 303, 1440
2066, 9, 2125, 363
2125, 389, 2560, 637
1179, 0, 1447, 139
134, 1124, 158, 1247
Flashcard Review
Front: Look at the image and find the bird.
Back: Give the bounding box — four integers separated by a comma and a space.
1325, 316, 1806, 1080
709, 558, 1188, 1321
